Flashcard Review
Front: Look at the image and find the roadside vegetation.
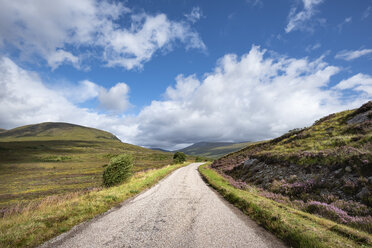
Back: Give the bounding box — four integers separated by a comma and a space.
0, 162, 189, 248
103, 154, 133, 187
173, 151, 187, 164
199, 163, 372, 248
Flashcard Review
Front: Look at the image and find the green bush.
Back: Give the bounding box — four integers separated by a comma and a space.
103, 154, 133, 187
173, 152, 186, 164
195, 156, 204, 162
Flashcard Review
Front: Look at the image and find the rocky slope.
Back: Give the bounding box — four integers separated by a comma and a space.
212, 101, 372, 207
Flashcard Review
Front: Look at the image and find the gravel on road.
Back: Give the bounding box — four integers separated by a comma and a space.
40, 163, 287, 248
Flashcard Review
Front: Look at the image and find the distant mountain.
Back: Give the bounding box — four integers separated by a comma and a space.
0, 128, 6, 133
150, 148, 171, 153
178, 141, 251, 158
0, 122, 119, 141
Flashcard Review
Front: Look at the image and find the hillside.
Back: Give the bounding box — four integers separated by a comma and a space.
0, 122, 174, 208
0, 129, 6, 133
178, 141, 251, 158
212, 101, 372, 232
0, 122, 119, 141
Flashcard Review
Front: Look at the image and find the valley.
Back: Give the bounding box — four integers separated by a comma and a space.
0, 123, 174, 208
1, 102, 372, 248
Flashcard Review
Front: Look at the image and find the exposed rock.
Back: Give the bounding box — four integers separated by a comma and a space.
243, 158, 259, 168
288, 175, 297, 183
357, 187, 370, 200
334, 168, 343, 177
347, 110, 372, 124
345, 166, 352, 173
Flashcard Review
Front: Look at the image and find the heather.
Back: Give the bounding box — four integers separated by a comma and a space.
199, 164, 372, 248
257, 187, 372, 233
211, 101, 372, 235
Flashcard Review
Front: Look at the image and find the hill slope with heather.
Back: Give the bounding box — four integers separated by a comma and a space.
0, 122, 174, 208
212, 101, 372, 233
178, 141, 251, 158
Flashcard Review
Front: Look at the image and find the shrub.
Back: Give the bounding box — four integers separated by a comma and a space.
173, 152, 186, 164
332, 199, 371, 216
195, 156, 207, 162
103, 154, 133, 187
306, 201, 372, 233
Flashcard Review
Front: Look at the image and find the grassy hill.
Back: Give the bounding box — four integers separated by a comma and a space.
0, 129, 6, 133
0, 122, 119, 141
178, 141, 251, 158
0, 122, 174, 208
212, 101, 372, 234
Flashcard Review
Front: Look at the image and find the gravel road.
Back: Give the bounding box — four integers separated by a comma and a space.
40, 163, 286, 248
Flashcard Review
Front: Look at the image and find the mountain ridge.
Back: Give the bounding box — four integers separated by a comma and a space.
178, 141, 251, 158
0, 122, 120, 142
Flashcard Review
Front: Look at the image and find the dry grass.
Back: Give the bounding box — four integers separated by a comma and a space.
0, 139, 174, 208
0, 162, 188, 248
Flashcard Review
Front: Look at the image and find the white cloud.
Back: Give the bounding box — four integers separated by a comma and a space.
334, 73, 372, 96
246, 0, 264, 7
362, 6, 371, 19
185, 7, 203, 23
305, 43, 321, 52
0, 56, 139, 143
130, 46, 369, 149
52, 80, 131, 111
46, 50, 80, 70
56, 80, 100, 103
101, 13, 206, 70
335, 49, 372, 61
285, 0, 324, 33
1, 47, 371, 150
337, 16, 352, 32
0, 0, 205, 70
99, 83, 131, 113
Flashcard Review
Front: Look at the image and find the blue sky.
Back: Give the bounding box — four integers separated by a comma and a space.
0, 0, 371, 149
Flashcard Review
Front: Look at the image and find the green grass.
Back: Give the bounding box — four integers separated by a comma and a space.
0, 140, 176, 208
199, 164, 372, 248
0, 162, 189, 248
0, 123, 177, 208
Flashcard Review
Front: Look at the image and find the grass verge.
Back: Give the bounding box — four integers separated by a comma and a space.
198, 164, 372, 248
0, 162, 189, 248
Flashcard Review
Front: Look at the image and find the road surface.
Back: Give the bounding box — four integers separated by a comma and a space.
40, 163, 286, 248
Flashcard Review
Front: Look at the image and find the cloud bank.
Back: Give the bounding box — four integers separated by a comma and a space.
0, 46, 371, 150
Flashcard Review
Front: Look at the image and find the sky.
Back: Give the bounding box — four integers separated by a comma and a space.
0, 0, 371, 150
